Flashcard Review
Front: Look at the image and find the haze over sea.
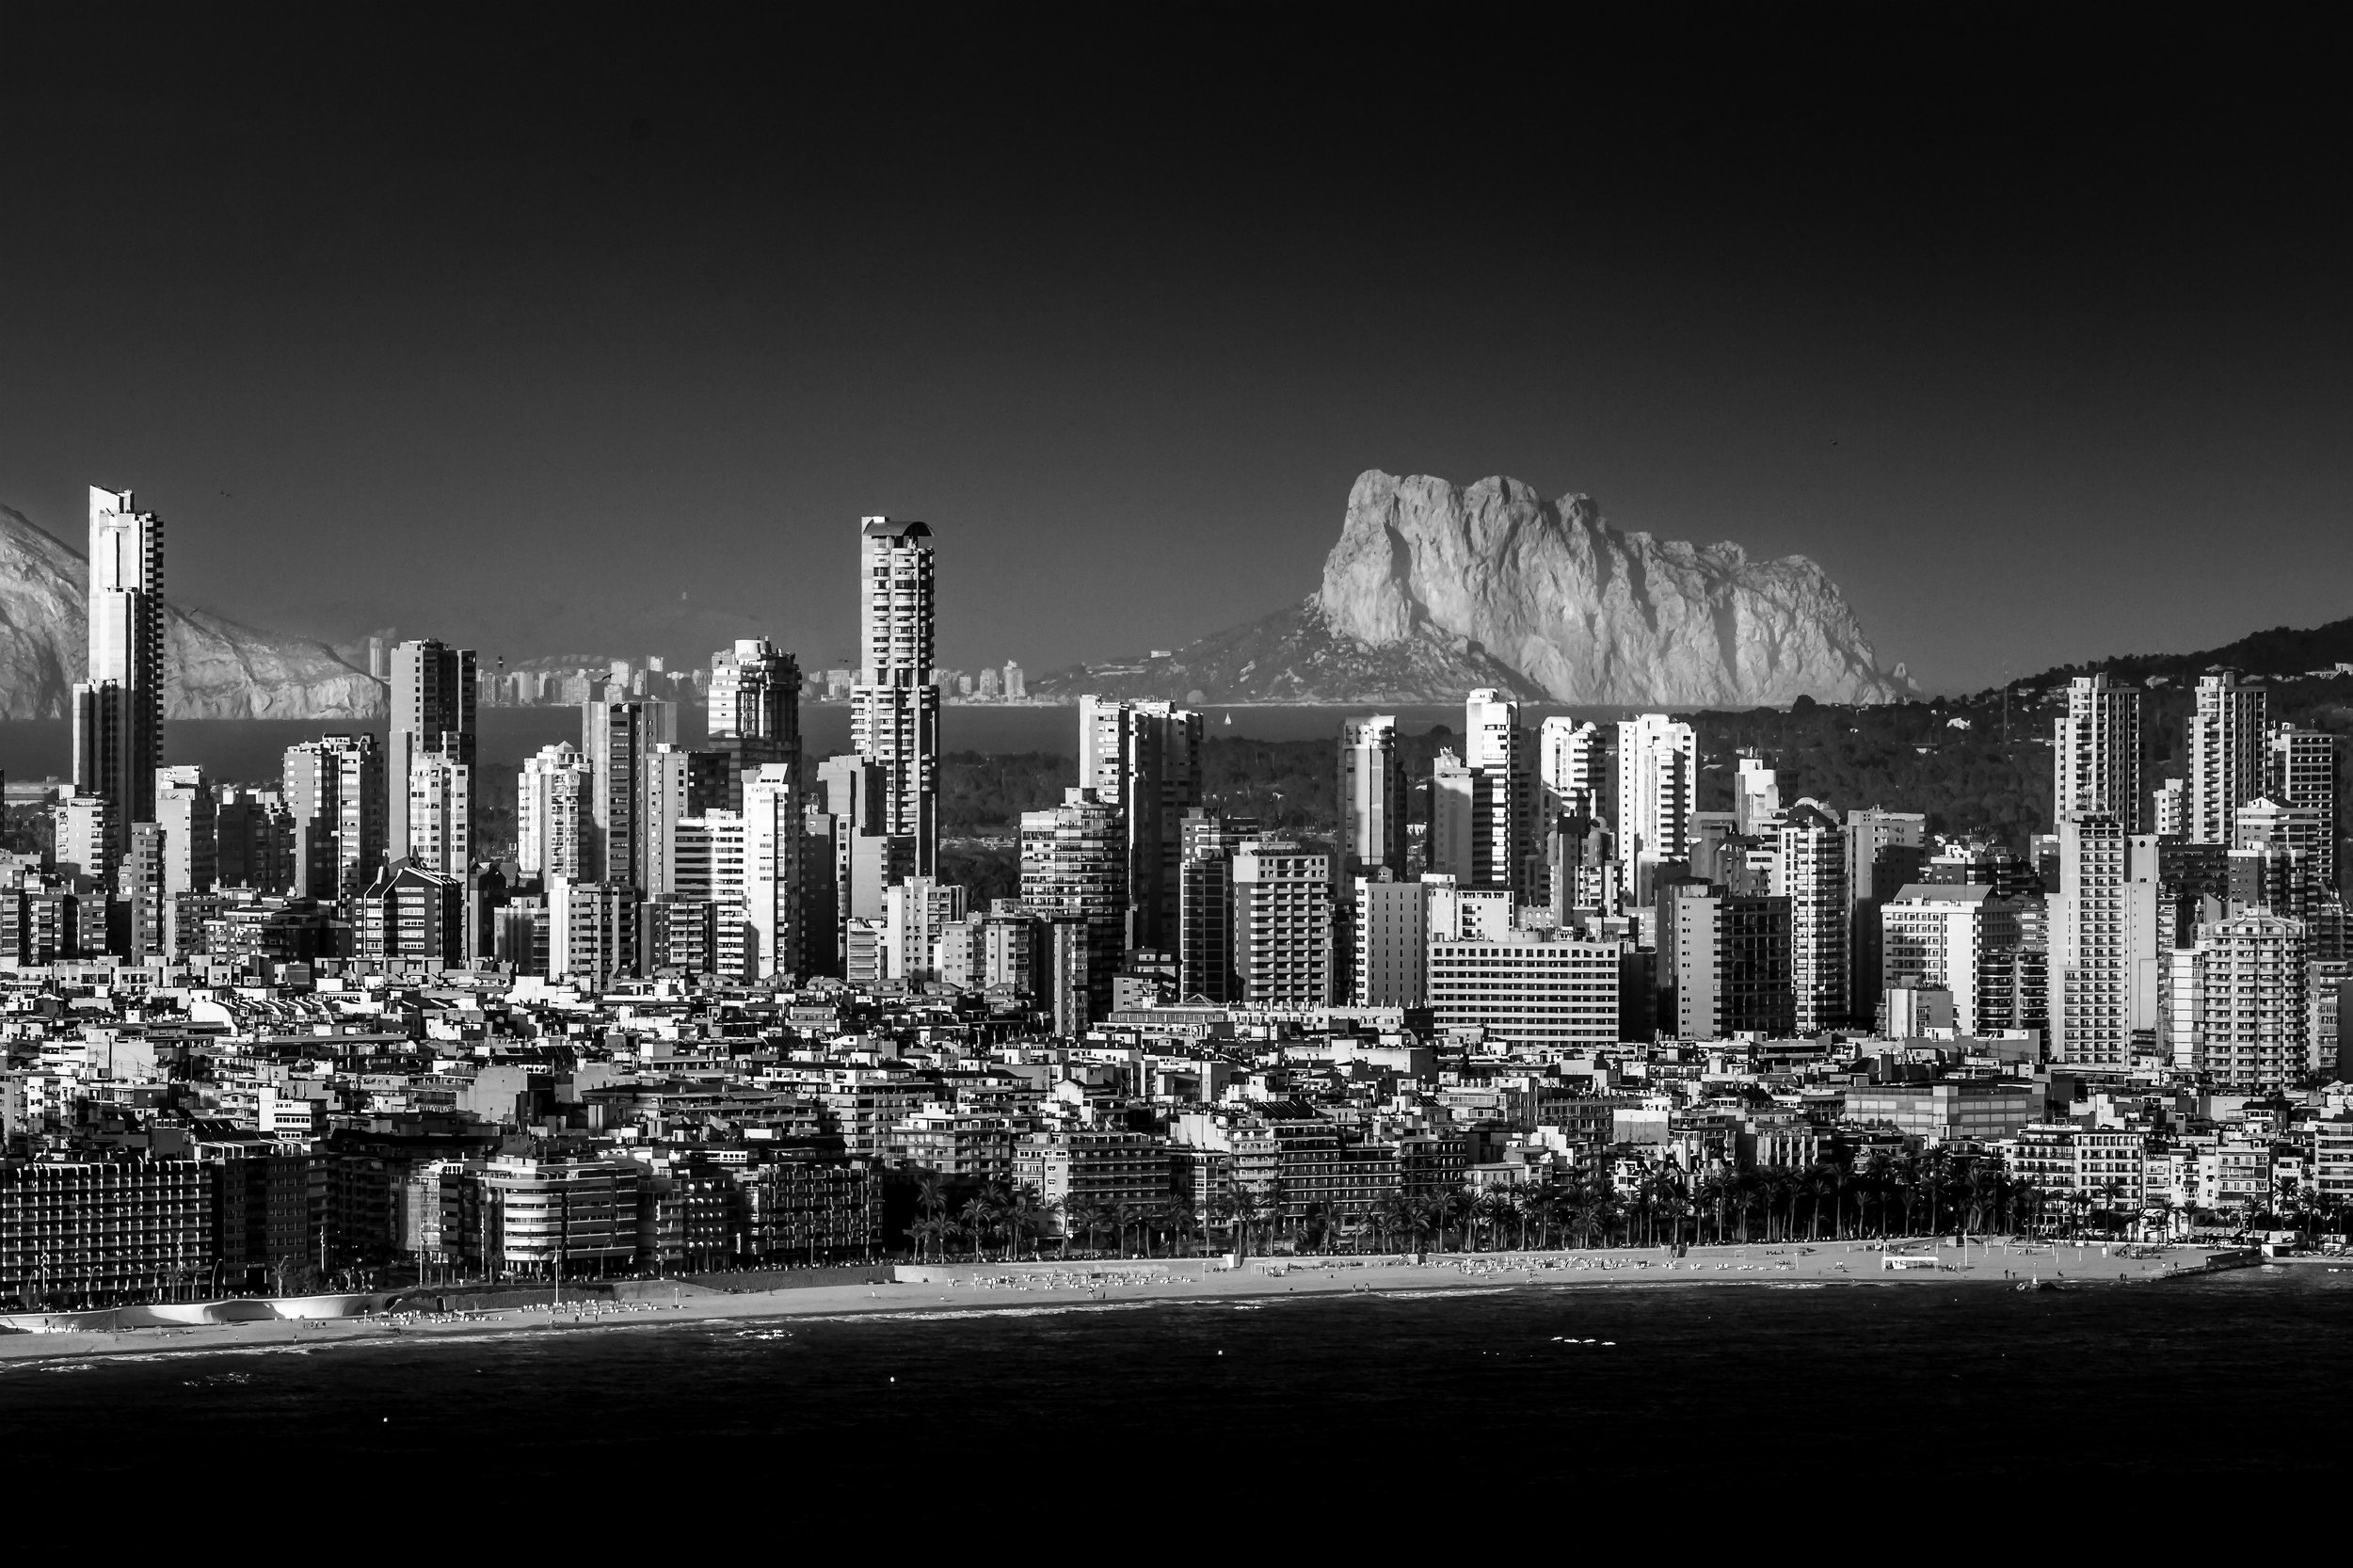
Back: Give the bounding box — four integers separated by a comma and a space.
0, 706, 1662, 787
8, 1272, 2348, 1492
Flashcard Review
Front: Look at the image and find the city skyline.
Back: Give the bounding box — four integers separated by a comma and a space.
8, 16, 2353, 693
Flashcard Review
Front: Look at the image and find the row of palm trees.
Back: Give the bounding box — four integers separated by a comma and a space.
897, 1149, 2196, 1263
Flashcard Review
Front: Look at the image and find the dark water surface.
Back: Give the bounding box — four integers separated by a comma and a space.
6, 1272, 2345, 1490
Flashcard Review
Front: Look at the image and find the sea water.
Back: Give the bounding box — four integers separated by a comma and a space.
6, 1271, 2346, 1487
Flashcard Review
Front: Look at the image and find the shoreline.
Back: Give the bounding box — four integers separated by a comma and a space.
0, 1240, 2257, 1371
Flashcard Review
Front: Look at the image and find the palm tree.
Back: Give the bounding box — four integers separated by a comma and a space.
958, 1194, 994, 1261
1802, 1170, 1833, 1241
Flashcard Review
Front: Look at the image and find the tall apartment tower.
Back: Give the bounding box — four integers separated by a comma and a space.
1079, 695, 1204, 951
405, 753, 472, 875
72, 487, 166, 856
154, 765, 217, 897
1845, 807, 1929, 1019
709, 639, 801, 812
386, 640, 476, 870
1338, 715, 1410, 878
519, 742, 594, 883
283, 735, 386, 901
584, 697, 676, 888
1231, 840, 1336, 1007
1734, 756, 1782, 836
1465, 690, 1537, 898
1617, 713, 1696, 908
1539, 717, 1609, 823
1019, 788, 1126, 1031
850, 517, 938, 878
1176, 808, 1257, 1002
2053, 674, 2143, 831
2188, 671, 2266, 845
742, 763, 802, 982
2053, 809, 2130, 1068
1775, 801, 1848, 1033
2266, 724, 2340, 888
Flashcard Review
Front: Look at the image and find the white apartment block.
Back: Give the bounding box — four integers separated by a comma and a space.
1429, 932, 1627, 1050
2188, 672, 2266, 845
1880, 883, 2024, 1035
2168, 913, 2308, 1092
2053, 674, 2142, 830
1776, 801, 1846, 1032
2054, 810, 2131, 1067
1616, 713, 1694, 906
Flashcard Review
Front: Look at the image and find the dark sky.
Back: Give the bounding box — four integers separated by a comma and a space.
4, 9, 2350, 693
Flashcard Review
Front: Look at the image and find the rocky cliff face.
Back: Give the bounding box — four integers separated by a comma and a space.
1039, 471, 1905, 706
0, 503, 384, 721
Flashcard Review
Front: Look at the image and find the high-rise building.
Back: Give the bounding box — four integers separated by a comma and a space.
1538, 717, 1609, 823
743, 763, 802, 982
386, 640, 476, 870
708, 639, 801, 812
884, 876, 967, 984
519, 743, 594, 883
1617, 713, 1696, 906
1464, 690, 1537, 899
1019, 788, 1125, 1031
1079, 696, 1203, 952
1338, 715, 1411, 878
2267, 724, 2340, 888
1734, 756, 1782, 837
2053, 674, 2142, 831
1669, 888, 1794, 1040
670, 811, 747, 978
2152, 777, 2187, 838
1176, 808, 1257, 1002
1430, 930, 1631, 1049
850, 517, 938, 877
2053, 809, 2131, 1067
404, 752, 472, 875
642, 744, 731, 898
153, 765, 216, 898
214, 786, 295, 892
1230, 840, 1336, 1007
1880, 884, 2027, 1036
282, 735, 386, 901
72, 487, 165, 858
1775, 801, 1847, 1033
584, 697, 676, 888
2188, 671, 2266, 845
2165, 913, 2308, 1091
1845, 808, 1928, 1021
1353, 875, 1433, 1007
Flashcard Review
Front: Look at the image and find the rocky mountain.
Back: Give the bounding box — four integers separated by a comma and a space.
1037, 470, 1907, 706
0, 503, 383, 721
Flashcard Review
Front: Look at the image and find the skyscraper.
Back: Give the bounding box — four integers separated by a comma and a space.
1775, 800, 1847, 1033
2188, 671, 2265, 845
1337, 715, 1410, 878
1733, 756, 1782, 836
2266, 724, 2340, 888
2053, 673, 2142, 830
1538, 717, 1609, 822
519, 742, 593, 883
404, 752, 472, 875
283, 735, 386, 901
1079, 695, 1203, 951
1844, 807, 1928, 1020
850, 517, 938, 877
1019, 788, 1125, 1031
584, 696, 675, 888
743, 763, 802, 981
1231, 840, 1336, 1006
2053, 808, 2130, 1067
72, 487, 165, 856
1616, 713, 1696, 907
386, 640, 476, 870
1464, 690, 1537, 898
708, 639, 801, 812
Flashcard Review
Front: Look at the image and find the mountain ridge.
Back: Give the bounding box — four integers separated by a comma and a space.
1039, 470, 1907, 706
0, 502, 384, 721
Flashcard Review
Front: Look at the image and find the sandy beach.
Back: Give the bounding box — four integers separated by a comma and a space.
0, 1239, 2253, 1369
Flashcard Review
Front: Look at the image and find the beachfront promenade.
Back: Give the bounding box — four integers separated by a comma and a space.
0, 1239, 2244, 1367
